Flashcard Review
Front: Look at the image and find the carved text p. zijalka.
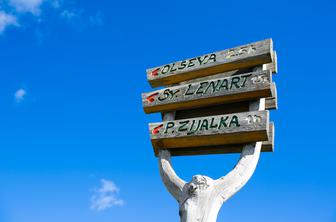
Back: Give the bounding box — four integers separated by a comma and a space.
163, 115, 240, 135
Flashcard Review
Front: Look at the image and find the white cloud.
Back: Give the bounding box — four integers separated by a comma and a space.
90, 179, 124, 211
14, 88, 27, 102
0, 11, 18, 33
89, 12, 103, 27
0, 0, 103, 35
50, 0, 61, 9
9, 0, 44, 15
60, 9, 80, 21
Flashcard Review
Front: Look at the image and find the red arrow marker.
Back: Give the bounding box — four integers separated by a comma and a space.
146, 92, 159, 103
151, 68, 160, 76
152, 124, 163, 135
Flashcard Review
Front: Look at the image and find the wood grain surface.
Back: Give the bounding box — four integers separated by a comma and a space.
143, 70, 273, 113
147, 39, 273, 87
156, 122, 274, 156
150, 110, 269, 149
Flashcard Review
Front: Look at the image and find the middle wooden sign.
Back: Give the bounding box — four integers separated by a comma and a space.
142, 70, 273, 114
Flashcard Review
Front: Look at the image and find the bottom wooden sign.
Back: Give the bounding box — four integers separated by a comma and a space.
153, 123, 274, 156
150, 110, 269, 151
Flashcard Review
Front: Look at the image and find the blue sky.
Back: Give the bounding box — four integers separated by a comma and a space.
0, 0, 336, 221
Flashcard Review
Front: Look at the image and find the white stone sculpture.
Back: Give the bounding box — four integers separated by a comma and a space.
158, 99, 265, 222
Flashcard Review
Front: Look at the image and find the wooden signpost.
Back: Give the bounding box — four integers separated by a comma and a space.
141, 39, 279, 222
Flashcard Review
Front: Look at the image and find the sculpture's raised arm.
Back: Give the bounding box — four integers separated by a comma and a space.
158, 149, 186, 200
213, 142, 262, 203
214, 98, 265, 203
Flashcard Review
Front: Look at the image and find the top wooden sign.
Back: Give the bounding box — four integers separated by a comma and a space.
147, 39, 273, 87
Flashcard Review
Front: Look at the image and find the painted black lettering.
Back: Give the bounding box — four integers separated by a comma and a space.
197, 55, 208, 65
200, 119, 209, 131
229, 115, 240, 127
240, 74, 252, 87
178, 61, 187, 70
206, 53, 216, 63
188, 120, 201, 135
218, 116, 229, 129
204, 80, 220, 94
170, 63, 177, 72
164, 122, 175, 134
210, 118, 218, 129
158, 89, 170, 101
178, 120, 189, 132
170, 89, 180, 98
188, 58, 196, 68
230, 76, 241, 89
217, 79, 228, 91
196, 82, 209, 95
161, 65, 170, 74
185, 84, 195, 96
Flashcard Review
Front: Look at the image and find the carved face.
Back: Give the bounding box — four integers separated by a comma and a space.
192, 175, 207, 185
188, 175, 209, 195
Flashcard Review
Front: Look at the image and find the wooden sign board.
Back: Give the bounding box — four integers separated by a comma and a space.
265, 84, 278, 110
178, 52, 277, 86
266, 97, 277, 110
153, 122, 274, 156
147, 39, 273, 87
179, 67, 253, 85
143, 70, 273, 114
264, 51, 277, 74
174, 101, 250, 120
150, 111, 269, 150
173, 90, 277, 123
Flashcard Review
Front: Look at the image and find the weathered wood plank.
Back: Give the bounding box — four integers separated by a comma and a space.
179, 67, 254, 84
147, 39, 273, 87
174, 102, 250, 120
264, 50, 278, 74
262, 122, 274, 151
265, 97, 277, 110
179, 51, 276, 86
143, 70, 273, 114
173, 93, 276, 121
178, 53, 277, 86
150, 111, 269, 150
154, 122, 274, 156
265, 84, 278, 110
